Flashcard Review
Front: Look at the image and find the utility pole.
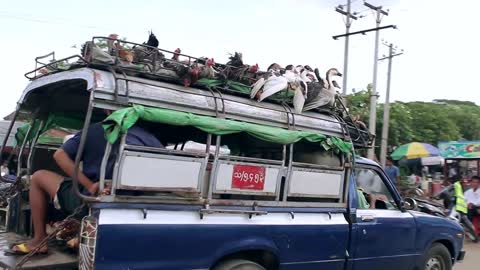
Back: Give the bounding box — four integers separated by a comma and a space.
365, 2, 389, 160
335, 1, 358, 95
379, 43, 403, 167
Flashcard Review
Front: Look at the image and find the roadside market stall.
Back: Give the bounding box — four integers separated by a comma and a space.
439, 141, 480, 189
391, 142, 440, 195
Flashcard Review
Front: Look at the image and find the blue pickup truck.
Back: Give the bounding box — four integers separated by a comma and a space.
90, 156, 465, 270
0, 65, 465, 270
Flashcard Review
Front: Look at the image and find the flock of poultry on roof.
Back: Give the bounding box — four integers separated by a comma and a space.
79, 32, 343, 114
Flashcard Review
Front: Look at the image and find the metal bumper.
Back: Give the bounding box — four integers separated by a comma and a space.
457, 250, 466, 261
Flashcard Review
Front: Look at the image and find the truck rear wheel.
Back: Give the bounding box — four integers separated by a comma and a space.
213, 259, 266, 270
421, 243, 452, 270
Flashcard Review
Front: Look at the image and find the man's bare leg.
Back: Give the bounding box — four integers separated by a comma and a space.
24, 170, 63, 249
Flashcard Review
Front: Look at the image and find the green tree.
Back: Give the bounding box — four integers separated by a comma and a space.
347, 85, 480, 155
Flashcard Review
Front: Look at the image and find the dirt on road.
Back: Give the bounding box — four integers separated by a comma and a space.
455, 242, 480, 270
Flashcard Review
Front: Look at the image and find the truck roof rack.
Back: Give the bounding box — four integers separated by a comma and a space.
22, 36, 374, 149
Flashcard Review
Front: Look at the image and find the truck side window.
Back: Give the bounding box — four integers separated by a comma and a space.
355, 168, 397, 210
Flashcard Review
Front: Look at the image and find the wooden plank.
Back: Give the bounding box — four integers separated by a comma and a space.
0, 233, 77, 269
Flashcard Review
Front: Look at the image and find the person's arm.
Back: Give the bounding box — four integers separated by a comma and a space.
357, 189, 370, 209
53, 149, 98, 195
369, 194, 377, 209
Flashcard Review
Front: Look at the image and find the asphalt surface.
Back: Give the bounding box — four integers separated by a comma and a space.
455, 241, 480, 270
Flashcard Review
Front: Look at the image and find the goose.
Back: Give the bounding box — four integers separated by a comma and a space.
303, 68, 342, 111
292, 82, 307, 113
331, 80, 341, 92
304, 68, 328, 104
302, 65, 318, 82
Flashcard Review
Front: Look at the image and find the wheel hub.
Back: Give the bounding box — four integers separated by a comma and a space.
425, 257, 442, 270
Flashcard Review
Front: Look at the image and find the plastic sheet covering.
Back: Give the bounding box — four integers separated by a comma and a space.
103, 105, 353, 154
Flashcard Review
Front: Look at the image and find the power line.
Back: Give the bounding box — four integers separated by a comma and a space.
0, 12, 114, 31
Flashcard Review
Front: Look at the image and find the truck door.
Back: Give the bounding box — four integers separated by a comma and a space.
352, 166, 417, 270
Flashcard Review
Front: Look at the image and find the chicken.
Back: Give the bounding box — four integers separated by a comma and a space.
172, 48, 181, 61
250, 64, 259, 73
133, 31, 164, 65
105, 33, 134, 64
118, 49, 134, 64
240, 63, 260, 84
106, 33, 120, 55
154, 47, 186, 78
163, 48, 183, 69
226, 52, 244, 67
146, 31, 159, 48
221, 63, 260, 84
217, 52, 259, 85
199, 58, 216, 79
182, 64, 201, 87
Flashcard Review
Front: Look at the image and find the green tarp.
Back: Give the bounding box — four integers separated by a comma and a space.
197, 78, 294, 102
15, 113, 86, 146
102, 105, 353, 154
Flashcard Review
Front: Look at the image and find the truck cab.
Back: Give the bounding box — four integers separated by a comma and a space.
0, 36, 465, 270
352, 157, 465, 270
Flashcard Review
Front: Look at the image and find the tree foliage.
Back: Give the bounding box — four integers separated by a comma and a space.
346, 87, 480, 154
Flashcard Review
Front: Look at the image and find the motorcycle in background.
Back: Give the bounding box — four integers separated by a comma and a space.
415, 186, 479, 242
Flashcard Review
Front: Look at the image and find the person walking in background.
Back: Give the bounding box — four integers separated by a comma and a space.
385, 157, 400, 185
448, 164, 457, 178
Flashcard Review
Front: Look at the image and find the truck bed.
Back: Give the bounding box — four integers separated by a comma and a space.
0, 233, 76, 270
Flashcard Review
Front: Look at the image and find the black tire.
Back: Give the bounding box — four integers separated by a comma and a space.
213, 259, 266, 270
420, 243, 452, 270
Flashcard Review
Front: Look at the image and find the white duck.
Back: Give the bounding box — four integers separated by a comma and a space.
303, 68, 342, 111
257, 73, 289, 102
285, 65, 311, 113
250, 63, 287, 100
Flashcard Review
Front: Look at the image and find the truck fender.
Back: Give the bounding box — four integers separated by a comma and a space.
209, 237, 280, 266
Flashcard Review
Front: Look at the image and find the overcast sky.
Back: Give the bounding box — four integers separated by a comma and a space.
0, 0, 478, 117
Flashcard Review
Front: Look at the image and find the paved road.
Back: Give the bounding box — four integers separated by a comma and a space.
455, 241, 480, 270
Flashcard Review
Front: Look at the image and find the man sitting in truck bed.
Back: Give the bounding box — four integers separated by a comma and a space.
6, 121, 163, 255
